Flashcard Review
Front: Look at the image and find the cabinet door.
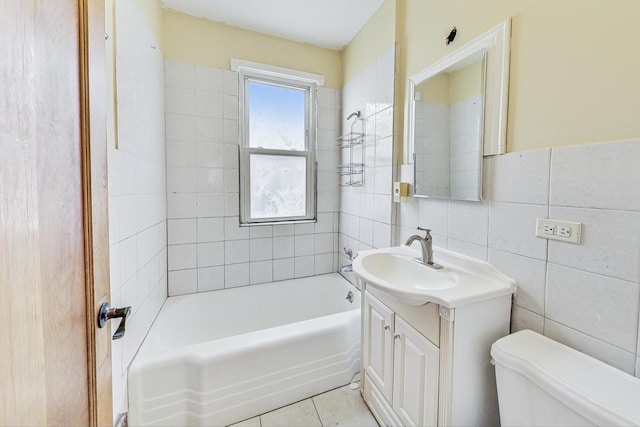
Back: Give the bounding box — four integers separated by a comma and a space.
363, 291, 394, 402
392, 316, 439, 427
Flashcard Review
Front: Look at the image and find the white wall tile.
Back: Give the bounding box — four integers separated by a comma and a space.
273, 224, 295, 237
273, 236, 294, 259
225, 240, 250, 264
417, 198, 449, 237
510, 305, 544, 334
167, 193, 196, 219
196, 116, 223, 143
295, 222, 315, 235
120, 236, 138, 284
373, 194, 392, 224
250, 224, 272, 239
548, 206, 640, 283
315, 253, 334, 275
448, 201, 489, 246
196, 168, 224, 193
166, 141, 196, 167
168, 269, 197, 296
489, 202, 549, 261
489, 249, 546, 315
273, 258, 295, 281
167, 167, 196, 193
165, 60, 194, 88
447, 238, 488, 261
166, 113, 196, 141
195, 91, 223, 118
197, 242, 224, 267
195, 65, 222, 92
483, 149, 550, 204
373, 222, 391, 249
224, 216, 249, 240
250, 238, 273, 261
197, 217, 224, 242
358, 218, 373, 246
168, 219, 196, 245
197, 266, 224, 292
168, 244, 196, 270
196, 143, 224, 168
550, 139, 640, 210
225, 263, 249, 288
545, 320, 637, 375
250, 260, 273, 285
196, 193, 225, 218
295, 255, 315, 278
295, 234, 315, 256
165, 86, 195, 114
546, 264, 639, 352
315, 233, 334, 254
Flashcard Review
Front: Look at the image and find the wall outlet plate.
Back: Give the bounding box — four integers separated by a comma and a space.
536, 218, 582, 244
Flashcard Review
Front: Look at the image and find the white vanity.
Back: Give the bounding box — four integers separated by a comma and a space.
353, 245, 515, 427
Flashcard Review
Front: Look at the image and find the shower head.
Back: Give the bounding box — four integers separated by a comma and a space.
346, 111, 361, 120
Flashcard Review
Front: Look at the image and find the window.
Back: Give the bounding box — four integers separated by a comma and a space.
238, 65, 317, 224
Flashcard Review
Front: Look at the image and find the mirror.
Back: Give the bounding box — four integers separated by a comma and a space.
406, 19, 511, 201
413, 50, 485, 200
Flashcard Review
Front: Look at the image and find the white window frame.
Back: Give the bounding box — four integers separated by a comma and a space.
237, 66, 318, 225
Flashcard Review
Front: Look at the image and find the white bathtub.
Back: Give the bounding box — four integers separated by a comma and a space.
128, 273, 361, 426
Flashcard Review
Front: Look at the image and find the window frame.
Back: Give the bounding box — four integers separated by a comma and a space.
238, 69, 317, 225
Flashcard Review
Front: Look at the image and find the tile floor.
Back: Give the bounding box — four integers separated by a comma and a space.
229, 384, 379, 427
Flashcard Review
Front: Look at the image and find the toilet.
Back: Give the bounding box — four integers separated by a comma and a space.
491, 330, 640, 427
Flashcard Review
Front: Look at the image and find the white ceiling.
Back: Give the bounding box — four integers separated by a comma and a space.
161, 0, 385, 51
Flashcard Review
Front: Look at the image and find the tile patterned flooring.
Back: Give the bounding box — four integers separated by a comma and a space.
229, 384, 379, 427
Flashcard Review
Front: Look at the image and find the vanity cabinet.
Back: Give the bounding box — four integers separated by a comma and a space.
361, 286, 511, 427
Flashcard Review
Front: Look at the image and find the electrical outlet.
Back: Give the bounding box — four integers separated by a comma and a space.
536, 218, 582, 244
558, 226, 571, 237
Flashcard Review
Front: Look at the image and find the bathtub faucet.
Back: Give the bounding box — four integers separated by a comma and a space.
340, 247, 354, 273
405, 227, 443, 270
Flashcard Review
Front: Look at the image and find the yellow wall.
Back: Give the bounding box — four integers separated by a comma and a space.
399, 0, 640, 152
162, 9, 343, 89
415, 73, 449, 104
448, 60, 482, 104
135, 0, 164, 50
342, 0, 396, 85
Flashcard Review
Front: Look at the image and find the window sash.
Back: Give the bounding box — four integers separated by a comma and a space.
239, 71, 316, 224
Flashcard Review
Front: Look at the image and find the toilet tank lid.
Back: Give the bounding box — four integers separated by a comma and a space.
491, 330, 640, 427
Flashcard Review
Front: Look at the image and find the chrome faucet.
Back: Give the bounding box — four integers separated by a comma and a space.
405, 227, 443, 270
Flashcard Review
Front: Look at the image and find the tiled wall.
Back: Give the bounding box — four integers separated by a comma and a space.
414, 101, 449, 197
414, 94, 482, 200
449, 94, 482, 200
397, 139, 640, 377
108, 0, 167, 419
339, 45, 396, 284
164, 60, 341, 295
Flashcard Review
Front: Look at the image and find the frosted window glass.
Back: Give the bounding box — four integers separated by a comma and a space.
250, 154, 306, 218
248, 82, 306, 150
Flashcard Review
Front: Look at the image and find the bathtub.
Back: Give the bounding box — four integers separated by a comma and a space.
128, 273, 361, 426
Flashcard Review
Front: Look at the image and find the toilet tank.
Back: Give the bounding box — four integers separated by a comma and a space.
491, 330, 640, 427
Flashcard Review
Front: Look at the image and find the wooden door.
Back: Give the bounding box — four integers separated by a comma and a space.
392, 316, 439, 427
0, 0, 111, 425
363, 291, 395, 402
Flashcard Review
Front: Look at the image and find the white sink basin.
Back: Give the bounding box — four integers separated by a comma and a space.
359, 253, 457, 291
352, 245, 515, 307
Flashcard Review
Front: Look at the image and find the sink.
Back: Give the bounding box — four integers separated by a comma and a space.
352, 245, 516, 307
359, 253, 457, 291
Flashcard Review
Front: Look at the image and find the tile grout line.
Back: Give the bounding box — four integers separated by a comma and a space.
310, 396, 324, 427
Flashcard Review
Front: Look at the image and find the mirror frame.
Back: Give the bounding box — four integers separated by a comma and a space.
405, 19, 511, 171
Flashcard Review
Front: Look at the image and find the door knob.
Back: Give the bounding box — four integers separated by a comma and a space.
98, 302, 131, 340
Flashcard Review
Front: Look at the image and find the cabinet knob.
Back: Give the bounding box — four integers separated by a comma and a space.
394, 333, 401, 339
384, 324, 390, 330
